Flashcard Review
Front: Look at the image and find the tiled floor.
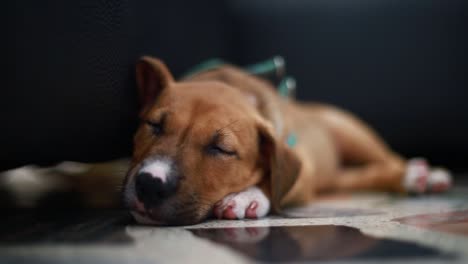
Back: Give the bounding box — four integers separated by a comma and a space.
1, 186, 468, 263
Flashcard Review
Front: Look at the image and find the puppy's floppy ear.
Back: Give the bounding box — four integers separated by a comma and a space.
257, 120, 301, 213
136, 56, 174, 113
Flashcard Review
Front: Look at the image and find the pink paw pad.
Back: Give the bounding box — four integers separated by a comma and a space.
213, 187, 270, 220
245, 201, 259, 218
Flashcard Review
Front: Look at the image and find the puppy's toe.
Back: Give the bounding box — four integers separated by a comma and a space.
213, 198, 235, 219
245, 201, 259, 218
222, 204, 238, 220
403, 158, 429, 194
213, 186, 270, 220
428, 168, 452, 193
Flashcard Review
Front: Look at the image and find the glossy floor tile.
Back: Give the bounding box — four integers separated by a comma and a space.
1, 187, 468, 263
191, 225, 453, 262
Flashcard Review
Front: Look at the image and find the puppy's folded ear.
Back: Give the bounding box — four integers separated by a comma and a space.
136, 56, 174, 114
257, 120, 302, 213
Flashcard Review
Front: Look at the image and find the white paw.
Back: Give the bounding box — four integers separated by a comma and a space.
403, 158, 429, 193
427, 167, 452, 193
213, 186, 270, 219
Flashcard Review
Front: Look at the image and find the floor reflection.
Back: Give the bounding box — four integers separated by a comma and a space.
191, 225, 453, 262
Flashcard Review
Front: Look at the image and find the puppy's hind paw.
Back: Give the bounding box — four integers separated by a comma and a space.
213, 186, 270, 220
427, 168, 452, 193
403, 158, 453, 194
403, 158, 429, 194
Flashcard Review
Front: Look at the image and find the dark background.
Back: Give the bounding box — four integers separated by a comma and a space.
3, 0, 468, 173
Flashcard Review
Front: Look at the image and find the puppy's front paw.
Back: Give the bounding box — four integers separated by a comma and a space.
213, 186, 270, 220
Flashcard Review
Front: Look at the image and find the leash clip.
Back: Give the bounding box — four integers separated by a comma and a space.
278, 76, 296, 99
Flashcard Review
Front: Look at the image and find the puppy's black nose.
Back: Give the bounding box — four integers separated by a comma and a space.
135, 172, 177, 207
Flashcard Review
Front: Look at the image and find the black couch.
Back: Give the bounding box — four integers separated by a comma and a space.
4, 0, 468, 173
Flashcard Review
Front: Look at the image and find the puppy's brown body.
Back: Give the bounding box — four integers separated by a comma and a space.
120, 56, 453, 225
121, 56, 448, 226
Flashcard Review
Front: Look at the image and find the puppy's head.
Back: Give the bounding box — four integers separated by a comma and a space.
122, 56, 300, 225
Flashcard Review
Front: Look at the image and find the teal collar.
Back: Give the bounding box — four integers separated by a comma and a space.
286, 133, 297, 148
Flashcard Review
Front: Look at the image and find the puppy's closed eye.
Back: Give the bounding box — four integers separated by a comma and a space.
147, 121, 163, 136
206, 144, 237, 157
206, 131, 238, 157
146, 112, 167, 136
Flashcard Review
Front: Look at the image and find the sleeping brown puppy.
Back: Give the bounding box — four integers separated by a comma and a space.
0, 56, 452, 225
121, 56, 452, 225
